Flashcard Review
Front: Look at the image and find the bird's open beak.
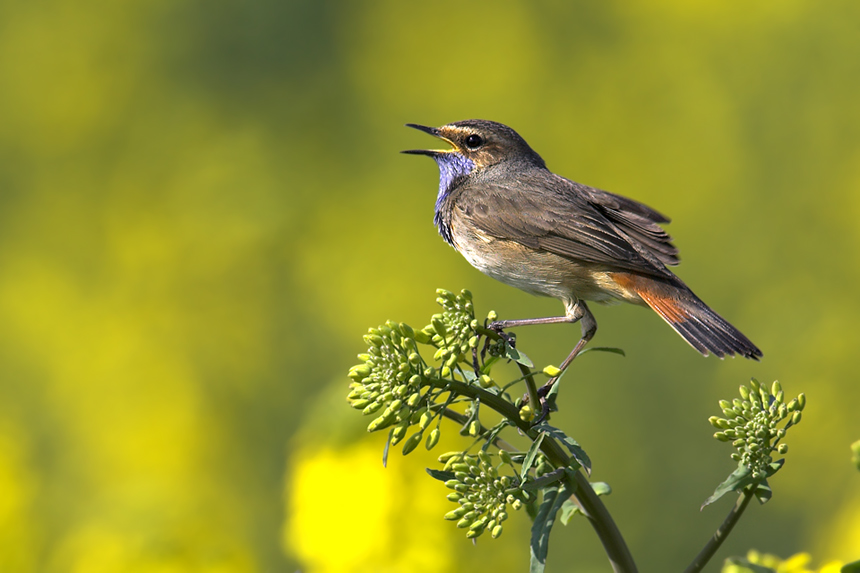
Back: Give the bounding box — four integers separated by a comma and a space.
401, 123, 456, 156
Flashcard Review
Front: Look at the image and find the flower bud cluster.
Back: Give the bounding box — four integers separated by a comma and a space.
348, 320, 426, 435
709, 379, 806, 479
438, 451, 525, 539
417, 289, 477, 378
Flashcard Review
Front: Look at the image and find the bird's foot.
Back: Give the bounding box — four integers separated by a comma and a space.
520, 378, 558, 426
488, 321, 517, 348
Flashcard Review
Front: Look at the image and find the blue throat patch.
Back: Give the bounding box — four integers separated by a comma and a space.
433, 152, 474, 245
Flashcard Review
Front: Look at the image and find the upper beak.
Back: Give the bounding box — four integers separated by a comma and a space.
401, 123, 453, 156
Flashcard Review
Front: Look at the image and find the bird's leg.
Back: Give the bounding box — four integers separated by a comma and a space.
498, 301, 596, 425
488, 314, 573, 351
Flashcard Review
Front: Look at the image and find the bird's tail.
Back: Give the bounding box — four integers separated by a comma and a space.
612, 273, 762, 360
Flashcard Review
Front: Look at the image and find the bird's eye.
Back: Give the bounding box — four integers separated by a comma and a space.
464, 134, 483, 149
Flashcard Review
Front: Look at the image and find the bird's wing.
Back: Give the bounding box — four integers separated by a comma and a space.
455, 175, 678, 279
578, 183, 680, 267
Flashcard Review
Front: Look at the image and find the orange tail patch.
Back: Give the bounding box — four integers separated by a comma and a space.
610, 273, 687, 324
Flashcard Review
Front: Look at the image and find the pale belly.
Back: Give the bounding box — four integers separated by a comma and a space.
450, 222, 644, 314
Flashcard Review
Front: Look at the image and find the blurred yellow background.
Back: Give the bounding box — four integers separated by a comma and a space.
1, 1, 858, 571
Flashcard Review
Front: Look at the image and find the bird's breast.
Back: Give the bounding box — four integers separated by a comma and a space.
450, 207, 643, 309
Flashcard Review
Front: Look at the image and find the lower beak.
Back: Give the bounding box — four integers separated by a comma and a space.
401, 123, 449, 156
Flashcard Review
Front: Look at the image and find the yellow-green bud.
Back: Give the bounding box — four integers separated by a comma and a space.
499, 450, 512, 465
365, 334, 384, 347
791, 411, 802, 425
444, 508, 465, 520
797, 393, 806, 411
426, 428, 441, 450
431, 316, 447, 337
456, 517, 472, 529
739, 385, 750, 400
771, 381, 782, 397
440, 366, 451, 378
348, 365, 371, 381
419, 409, 432, 429
543, 365, 562, 377
391, 423, 408, 443
777, 443, 788, 454
519, 405, 534, 422
362, 401, 384, 416
487, 310, 497, 321
479, 375, 494, 388
367, 413, 395, 433
461, 289, 472, 301
491, 524, 503, 538
468, 420, 480, 437
414, 330, 431, 344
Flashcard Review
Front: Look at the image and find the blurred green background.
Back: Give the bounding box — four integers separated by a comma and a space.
1, 1, 859, 571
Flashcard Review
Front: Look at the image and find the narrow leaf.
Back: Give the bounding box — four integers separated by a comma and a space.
578, 346, 626, 357
701, 463, 754, 510
522, 468, 566, 491
530, 482, 575, 572
559, 499, 580, 525
382, 429, 393, 467
521, 432, 546, 482
754, 479, 772, 505
481, 421, 511, 451
504, 344, 533, 367
425, 468, 456, 482
590, 482, 612, 497
533, 423, 591, 475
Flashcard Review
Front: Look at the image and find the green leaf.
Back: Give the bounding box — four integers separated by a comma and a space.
578, 346, 626, 357
701, 463, 755, 510
558, 482, 610, 525
504, 343, 533, 367
590, 482, 612, 496
766, 458, 785, 477
522, 468, 566, 491
382, 429, 393, 468
481, 420, 512, 452
460, 369, 478, 383
521, 432, 546, 482
559, 499, 579, 525
425, 468, 456, 482
532, 423, 591, 475
754, 479, 772, 504
530, 482, 574, 572
841, 558, 860, 572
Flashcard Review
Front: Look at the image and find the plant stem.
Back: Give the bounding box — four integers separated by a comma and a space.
443, 377, 638, 573
683, 488, 755, 573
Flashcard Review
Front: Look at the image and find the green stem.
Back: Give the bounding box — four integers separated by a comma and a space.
476, 326, 541, 414
441, 377, 638, 573
683, 488, 755, 573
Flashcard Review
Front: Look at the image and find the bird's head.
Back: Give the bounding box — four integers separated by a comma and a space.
402, 120, 545, 196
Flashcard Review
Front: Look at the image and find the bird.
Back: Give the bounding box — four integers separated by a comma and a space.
402, 119, 762, 378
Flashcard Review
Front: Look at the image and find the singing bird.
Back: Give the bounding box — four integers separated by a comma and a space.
403, 119, 762, 373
